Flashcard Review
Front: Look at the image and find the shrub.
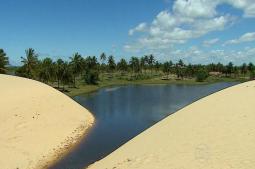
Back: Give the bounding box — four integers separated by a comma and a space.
196, 69, 209, 82
84, 70, 99, 85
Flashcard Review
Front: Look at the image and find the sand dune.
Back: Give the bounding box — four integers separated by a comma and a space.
88, 81, 255, 169
0, 74, 94, 169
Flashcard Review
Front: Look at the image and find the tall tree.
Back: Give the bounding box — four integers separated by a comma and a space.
117, 58, 128, 73
226, 62, 234, 76
241, 63, 248, 75
175, 59, 185, 79
178, 59, 185, 67
129, 57, 140, 74
85, 56, 99, 70
108, 55, 116, 73
69, 52, 83, 87
56, 59, 64, 88
21, 48, 39, 78
248, 62, 254, 72
148, 54, 155, 75
84, 56, 99, 84
140, 56, 146, 73
61, 62, 73, 91
38, 57, 55, 83
155, 61, 161, 73
163, 61, 171, 75
100, 52, 106, 64
0, 49, 9, 74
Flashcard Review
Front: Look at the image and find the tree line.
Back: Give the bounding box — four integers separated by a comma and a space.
0, 48, 255, 89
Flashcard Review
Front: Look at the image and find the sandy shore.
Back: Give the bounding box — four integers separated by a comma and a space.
88, 81, 255, 169
0, 74, 94, 169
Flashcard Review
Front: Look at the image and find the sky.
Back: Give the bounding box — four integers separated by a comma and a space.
1, 0, 255, 66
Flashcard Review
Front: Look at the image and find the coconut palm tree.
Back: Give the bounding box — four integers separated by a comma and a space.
129, 56, 140, 75
148, 54, 155, 75
108, 55, 116, 73
61, 61, 73, 91
163, 61, 171, 75
56, 58, 64, 88
21, 48, 39, 78
38, 57, 55, 84
248, 62, 254, 72
100, 52, 106, 64
241, 63, 248, 75
0, 49, 9, 74
140, 56, 146, 73
69, 52, 83, 87
117, 58, 128, 73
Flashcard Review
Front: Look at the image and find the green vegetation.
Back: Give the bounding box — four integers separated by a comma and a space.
0, 49, 9, 74
196, 69, 209, 82
0, 48, 253, 96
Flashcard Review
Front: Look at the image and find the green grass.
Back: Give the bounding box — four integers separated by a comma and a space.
64, 73, 246, 97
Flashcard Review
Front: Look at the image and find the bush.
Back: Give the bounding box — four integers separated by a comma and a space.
84, 70, 99, 85
250, 70, 255, 80
196, 69, 209, 82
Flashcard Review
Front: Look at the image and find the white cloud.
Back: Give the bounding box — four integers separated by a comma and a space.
129, 22, 147, 36
153, 46, 255, 65
203, 38, 220, 47
173, 0, 218, 18
224, 0, 255, 18
125, 0, 244, 52
125, 0, 255, 64
224, 32, 255, 45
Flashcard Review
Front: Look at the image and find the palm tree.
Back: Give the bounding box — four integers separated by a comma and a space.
148, 54, 155, 75
99, 52, 106, 73
155, 61, 160, 73
0, 49, 9, 74
100, 52, 106, 64
140, 56, 146, 73
21, 48, 39, 78
163, 61, 171, 75
248, 62, 254, 72
69, 52, 83, 87
241, 63, 248, 75
56, 59, 64, 88
61, 62, 72, 91
117, 58, 128, 73
226, 62, 234, 76
38, 57, 55, 84
108, 55, 116, 73
84, 56, 100, 84
129, 56, 140, 75
143, 55, 149, 73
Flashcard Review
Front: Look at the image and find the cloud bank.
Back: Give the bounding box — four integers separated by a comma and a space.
124, 0, 255, 64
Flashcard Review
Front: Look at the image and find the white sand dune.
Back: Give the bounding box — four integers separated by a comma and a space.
88, 81, 255, 169
0, 74, 94, 169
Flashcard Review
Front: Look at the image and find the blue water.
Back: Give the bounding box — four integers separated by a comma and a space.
50, 82, 238, 169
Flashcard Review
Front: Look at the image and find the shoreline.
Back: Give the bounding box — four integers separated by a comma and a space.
66, 77, 245, 97
0, 74, 95, 169
88, 80, 255, 169
39, 117, 95, 169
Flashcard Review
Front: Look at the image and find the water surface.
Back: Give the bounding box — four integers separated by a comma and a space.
50, 82, 238, 169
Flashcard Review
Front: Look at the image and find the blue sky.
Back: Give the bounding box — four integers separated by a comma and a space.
1, 0, 255, 65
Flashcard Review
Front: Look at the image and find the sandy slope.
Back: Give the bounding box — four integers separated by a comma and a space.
88, 81, 255, 169
0, 74, 94, 169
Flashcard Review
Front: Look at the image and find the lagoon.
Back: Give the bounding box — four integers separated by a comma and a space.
50, 82, 238, 169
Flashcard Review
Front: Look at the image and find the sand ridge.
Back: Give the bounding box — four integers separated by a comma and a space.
88, 81, 255, 169
0, 74, 94, 169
